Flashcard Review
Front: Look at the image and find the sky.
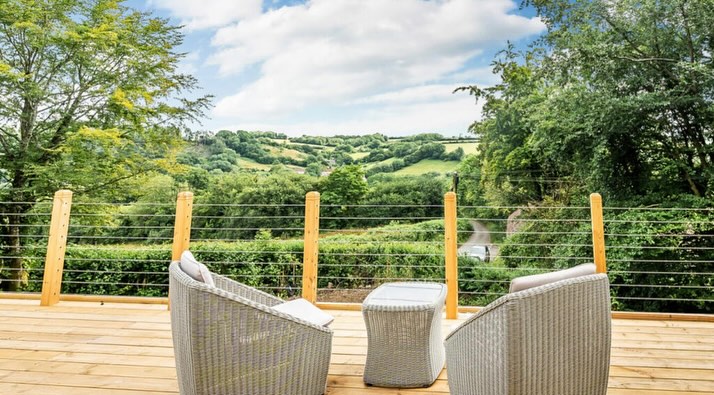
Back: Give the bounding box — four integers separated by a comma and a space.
133, 0, 545, 137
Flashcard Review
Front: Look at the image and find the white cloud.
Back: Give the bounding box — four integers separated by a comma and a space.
353, 84, 466, 105
447, 66, 502, 87
148, 0, 262, 30
209, 0, 543, 121
217, 92, 484, 137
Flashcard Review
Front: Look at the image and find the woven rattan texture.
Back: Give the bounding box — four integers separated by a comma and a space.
169, 262, 333, 395
445, 274, 611, 395
362, 282, 447, 387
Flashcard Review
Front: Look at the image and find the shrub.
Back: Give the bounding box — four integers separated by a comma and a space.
496, 196, 714, 313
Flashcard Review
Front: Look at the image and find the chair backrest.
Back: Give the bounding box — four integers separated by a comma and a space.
445, 273, 611, 395
502, 274, 611, 394
168, 261, 333, 395
168, 261, 206, 395
509, 262, 596, 292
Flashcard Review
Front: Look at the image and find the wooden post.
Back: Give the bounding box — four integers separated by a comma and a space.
444, 192, 458, 319
171, 192, 194, 261
40, 190, 73, 306
302, 191, 320, 303
590, 193, 607, 273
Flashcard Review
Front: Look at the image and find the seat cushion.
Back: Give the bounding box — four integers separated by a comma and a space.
179, 250, 215, 287
272, 298, 334, 326
509, 263, 596, 293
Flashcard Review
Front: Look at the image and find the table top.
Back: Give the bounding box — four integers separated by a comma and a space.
362, 282, 446, 308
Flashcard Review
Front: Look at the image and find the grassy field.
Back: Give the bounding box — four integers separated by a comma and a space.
443, 142, 478, 155
265, 145, 306, 159
350, 152, 369, 160
365, 157, 397, 170
289, 141, 333, 150
393, 159, 460, 175
237, 157, 272, 171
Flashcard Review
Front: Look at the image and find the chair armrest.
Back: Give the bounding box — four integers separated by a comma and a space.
445, 296, 511, 395
445, 292, 511, 342
211, 272, 284, 307
203, 283, 333, 333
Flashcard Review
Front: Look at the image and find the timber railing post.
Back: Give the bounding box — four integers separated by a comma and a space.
444, 192, 458, 319
302, 191, 320, 303
40, 190, 73, 306
590, 193, 607, 273
172, 192, 194, 261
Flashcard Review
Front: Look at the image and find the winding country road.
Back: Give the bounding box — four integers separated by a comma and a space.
457, 220, 499, 259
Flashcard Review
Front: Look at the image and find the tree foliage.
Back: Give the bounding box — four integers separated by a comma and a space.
320, 165, 368, 206
463, 0, 714, 204
456, 0, 714, 312
0, 0, 210, 289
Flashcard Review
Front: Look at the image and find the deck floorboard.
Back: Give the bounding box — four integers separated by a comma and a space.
0, 299, 712, 394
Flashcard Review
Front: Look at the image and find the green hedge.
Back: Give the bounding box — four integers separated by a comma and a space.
604, 204, 714, 313
20, 202, 712, 313
24, 244, 172, 297
457, 258, 536, 306
496, 196, 714, 314
21, 237, 498, 305
23, 240, 442, 298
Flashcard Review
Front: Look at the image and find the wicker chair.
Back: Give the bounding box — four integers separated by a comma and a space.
445, 272, 611, 395
168, 261, 333, 395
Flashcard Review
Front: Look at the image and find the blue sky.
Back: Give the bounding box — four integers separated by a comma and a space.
132, 0, 544, 137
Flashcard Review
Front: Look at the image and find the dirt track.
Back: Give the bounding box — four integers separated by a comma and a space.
458, 220, 499, 258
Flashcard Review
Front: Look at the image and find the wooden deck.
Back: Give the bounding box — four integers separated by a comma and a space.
0, 299, 712, 395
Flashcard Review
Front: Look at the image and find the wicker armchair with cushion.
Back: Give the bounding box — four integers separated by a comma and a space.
445, 263, 611, 395
168, 252, 333, 395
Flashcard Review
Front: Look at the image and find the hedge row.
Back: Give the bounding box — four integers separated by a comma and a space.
21, 238, 513, 306
22, 201, 712, 313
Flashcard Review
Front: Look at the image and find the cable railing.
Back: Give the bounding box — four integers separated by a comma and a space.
602, 205, 713, 314
0, 200, 52, 291
453, 204, 596, 307
316, 199, 455, 305
0, 190, 711, 317
38, 197, 306, 298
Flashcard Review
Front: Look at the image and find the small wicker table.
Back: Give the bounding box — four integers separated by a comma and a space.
361, 282, 447, 388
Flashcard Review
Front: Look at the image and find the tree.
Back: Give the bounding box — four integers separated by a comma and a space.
320, 165, 368, 205
461, 0, 714, 206
442, 147, 464, 161
305, 162, 323, 177
534, 0, 714, 198
319, 165, 368, 229
455, 0, 714, 311
0, 0, 210, 290
363, 174, 448, 223
190, 172, 317, 240
457, 48, 555, 206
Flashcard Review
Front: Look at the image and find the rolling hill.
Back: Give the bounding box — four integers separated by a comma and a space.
185, 131, 477, 177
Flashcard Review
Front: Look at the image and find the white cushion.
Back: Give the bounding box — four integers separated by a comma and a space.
509, 263, 596, 293
272, 298, 334, 326
179, 250, 215, 287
